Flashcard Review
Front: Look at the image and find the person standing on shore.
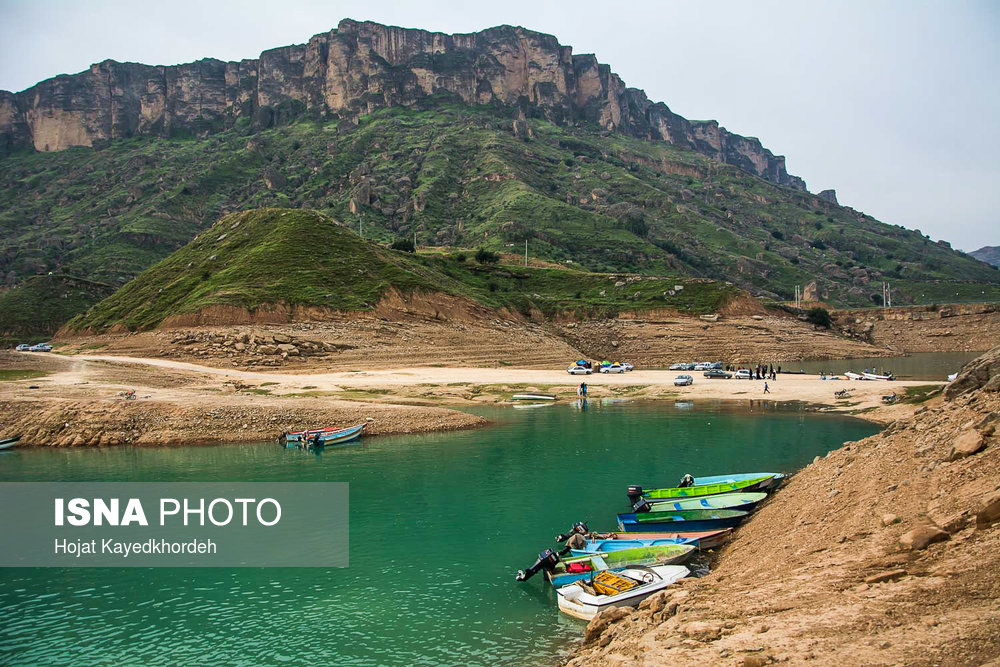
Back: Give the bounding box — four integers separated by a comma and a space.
764, 381, 770, 394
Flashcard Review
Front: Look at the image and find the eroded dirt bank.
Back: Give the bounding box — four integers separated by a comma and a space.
565, 347, 1000, 666
0, 352, 484, 446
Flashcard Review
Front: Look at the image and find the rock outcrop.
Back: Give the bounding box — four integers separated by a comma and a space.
0, 19, 806, 190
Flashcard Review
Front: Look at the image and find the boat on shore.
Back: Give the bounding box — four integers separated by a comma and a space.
555, 565, 689, 620
618, 509, 748, 533
640, 491, 766, 513
0, 435, 20, 451
863, 372, 895, 381
279, 423, 366, 448
511, 392, 556, 401
627, 473, 781, 504
571, 529, 732, 555
546, 544, 695, 587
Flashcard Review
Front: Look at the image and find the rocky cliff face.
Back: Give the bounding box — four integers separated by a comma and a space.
0, 19, 806, 190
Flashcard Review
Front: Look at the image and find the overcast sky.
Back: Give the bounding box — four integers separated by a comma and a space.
2, 0, 997, 251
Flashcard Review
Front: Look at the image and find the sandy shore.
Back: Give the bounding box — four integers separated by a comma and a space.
0, 351, 942, 447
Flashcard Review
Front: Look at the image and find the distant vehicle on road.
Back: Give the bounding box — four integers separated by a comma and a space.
28, 343, 53, 352
733, 369, 752, 379
567, 365, 592, 375
600, 363, 626, 374
693, 362, 713, 371
703, 369, 733, 379
15, 344, 30, 351
674, 374, 694, 386
622, 362, 634, 371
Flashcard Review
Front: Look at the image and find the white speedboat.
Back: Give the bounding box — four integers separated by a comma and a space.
862, 372, 895, 381
844, 372, 865, 380
555, 564, 689, 620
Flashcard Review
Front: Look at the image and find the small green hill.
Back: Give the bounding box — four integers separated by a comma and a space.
67, 208, 740, 332
66, 209, 456, 331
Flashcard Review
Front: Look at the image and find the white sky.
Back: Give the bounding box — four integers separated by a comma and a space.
1, 0, 997, 251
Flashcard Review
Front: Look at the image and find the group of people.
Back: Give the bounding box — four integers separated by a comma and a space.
576, 382, 588, 397
727, 363, 779, 380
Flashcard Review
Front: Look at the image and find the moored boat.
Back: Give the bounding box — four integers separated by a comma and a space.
555, 565, 689, 620
546, 544, 695, 587
640, 491, 766, 514
627, 474, 780, 504
618, 509, 748, 533
279, 423, 365, 448
863, 372, 895, 381
571, 529, 732, 555
0, 435, 20, 451
511, 392, 556, 401
844, 371, 865, 380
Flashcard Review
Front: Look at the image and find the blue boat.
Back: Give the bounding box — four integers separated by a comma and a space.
570, 537, 691, 556
279, 423, 366, 448
618, 509, 748, 533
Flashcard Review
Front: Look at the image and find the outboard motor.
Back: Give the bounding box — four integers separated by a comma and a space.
515, 548, 560, 581
554, 521, 589, 543
678, 473, 695, 488
632, 497, 652, 513
626, 485, 644, 507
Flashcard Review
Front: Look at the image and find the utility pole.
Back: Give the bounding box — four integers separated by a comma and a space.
359, 217, 363, 239
414, 230, 417, 251
524, 239, 528, 267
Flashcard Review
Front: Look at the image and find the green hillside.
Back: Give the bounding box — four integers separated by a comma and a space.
3, 101, 999, 336
68, 208, 738, 332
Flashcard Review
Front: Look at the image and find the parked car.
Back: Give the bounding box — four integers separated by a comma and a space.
709, 361, 723, 370
601, 363, 626, 374
693, 362, 713, 371
703, 369, 733, 379
15, 344, 30, 351
674, 374, 694, 386
28, 343, 53, 352
733, 369, 752, 379
622, 362, 634, 371
567, 365, 592, 375
668, 363, 687, 371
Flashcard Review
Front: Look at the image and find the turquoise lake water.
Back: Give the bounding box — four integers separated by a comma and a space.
0, 399, 879, 666
785, 350, 983, 380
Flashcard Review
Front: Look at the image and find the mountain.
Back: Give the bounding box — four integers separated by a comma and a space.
1, 20, 803, 191
970, 246, 1000, 267
66, 208, 738, 333
2, 20, 998, 341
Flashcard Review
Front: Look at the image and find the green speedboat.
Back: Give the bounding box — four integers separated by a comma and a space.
627, 474, 779, 504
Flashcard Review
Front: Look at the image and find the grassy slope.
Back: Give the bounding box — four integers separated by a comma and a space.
0, 275, 115, 343
68, 208, 737, 332
2, 101, 998, 335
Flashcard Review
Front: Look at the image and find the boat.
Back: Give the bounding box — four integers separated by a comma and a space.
546, 544, 695, 587
844, 372, 866, 380
947, 372, 958, 382
555, 564, 689, 620
0, 435, 20, 451
571, 529, 732, 555
617, 509, 749, 533
627, 474, 781, 504
511, 393, 556, 401
641, 491, 767, 514
689, 473, 785, 488
279, 423, 365, 448
863, 372, 895, 381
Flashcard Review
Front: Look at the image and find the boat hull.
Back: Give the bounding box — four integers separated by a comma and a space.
547, 544, 694, 586
618, 510, 747, 533
643, 492, 766, 513
281, 423, 365, 448
640, 474, 779, 500
555, 565, 689, 621
578, 529, 733, 552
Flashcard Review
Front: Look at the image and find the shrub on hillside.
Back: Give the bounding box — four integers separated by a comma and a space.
805, 306, 832, 329
475, 248, 499, 264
